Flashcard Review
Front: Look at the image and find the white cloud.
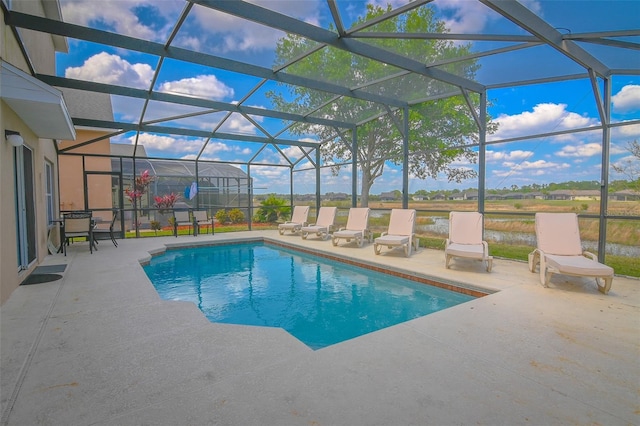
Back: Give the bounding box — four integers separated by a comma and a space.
485, 149, 533, 162
434, 0, 495, 34
496, 159, 571, 179
556, 142, 601, 158
61, 0, 181, 41
614, 122, 640, 138
612, 85, 640, 113
127, 133, 204, 154
65, 52, 154, 88
158, 75, 234, 100
490, 103, 598, 141
190, 0, 320, 54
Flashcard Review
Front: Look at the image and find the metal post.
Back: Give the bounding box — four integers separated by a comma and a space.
402, 107, 409, 209
315, 148, 321, 212
598, 78, 611, 263
352, 127, 358, 207
478, 91, 487, 215
247, 164, 252, 231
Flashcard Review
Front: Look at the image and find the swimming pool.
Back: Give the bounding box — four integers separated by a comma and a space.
143, 242, 474, 349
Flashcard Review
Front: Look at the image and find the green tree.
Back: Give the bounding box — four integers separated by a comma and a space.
268, 4, 495, 206
612, 140, 640, 190
253, 194, 290, 223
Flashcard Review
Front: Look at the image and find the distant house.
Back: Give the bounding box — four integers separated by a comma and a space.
412, 195, 428, 201
324, 192, 349, 201
485, 193, 503, 201
449, 193, 465, 201
380, 191, 398, 201
547, 190, 600, 201
524, 192, 545, 199
464, 191, 479, 200
503, 192, 525, 200
432, 193, 446, 200
610, 190, 640, 201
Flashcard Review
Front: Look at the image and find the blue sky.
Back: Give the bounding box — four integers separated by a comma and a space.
55, 0, 640, 195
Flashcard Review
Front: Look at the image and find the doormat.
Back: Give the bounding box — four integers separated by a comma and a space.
20, 264, 67, 286
33, 264, 67, 274
21, 273, 63, 285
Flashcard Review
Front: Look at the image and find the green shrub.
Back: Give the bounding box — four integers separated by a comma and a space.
215, 209, 229, 224
253, 194, 289, 223
150, 220, 161, 234
228, 208, 245, 223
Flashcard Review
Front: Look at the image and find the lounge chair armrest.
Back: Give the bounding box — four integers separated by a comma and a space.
381, 232, 388, 237
582, 251, 598, 261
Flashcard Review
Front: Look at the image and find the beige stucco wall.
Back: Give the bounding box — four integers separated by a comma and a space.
58, 132, 113, 221
1, 1, 65, 305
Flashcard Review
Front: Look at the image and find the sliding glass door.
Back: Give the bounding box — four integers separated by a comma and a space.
14, 145, 36, 270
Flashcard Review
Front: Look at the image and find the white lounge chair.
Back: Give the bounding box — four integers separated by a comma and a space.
444, 211, 493, 272
332, 207, 371, 247
279, 205, 309, 235
374, 209, 418, 257
528, 212, 613, 294
301, 207, 337, 240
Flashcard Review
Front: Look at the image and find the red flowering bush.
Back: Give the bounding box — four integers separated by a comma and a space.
154, 193, 179, 214
125, 170, 153, 204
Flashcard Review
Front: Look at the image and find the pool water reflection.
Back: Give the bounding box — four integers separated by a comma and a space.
143, 242, 474, 349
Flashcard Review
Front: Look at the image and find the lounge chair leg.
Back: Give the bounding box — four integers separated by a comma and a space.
301, 232, 308, 240
374, 243, 381, 255
486, 258, 492, 272
445, 254, 451, 269
597, 277, 613, 295
528, 250, 539, 273
332, 237, 338, 246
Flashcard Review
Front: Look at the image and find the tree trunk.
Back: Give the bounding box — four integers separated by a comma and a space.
360, 169, 371, 207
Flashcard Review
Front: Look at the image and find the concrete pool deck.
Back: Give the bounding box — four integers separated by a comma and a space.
1, 230, 638, 425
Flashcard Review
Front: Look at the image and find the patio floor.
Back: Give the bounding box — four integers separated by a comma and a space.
1, 230, 639, 425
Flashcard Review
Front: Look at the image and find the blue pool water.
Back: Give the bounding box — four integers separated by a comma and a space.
143, 242, 474, 349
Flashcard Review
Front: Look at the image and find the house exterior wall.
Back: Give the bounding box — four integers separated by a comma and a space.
1, 0, 65, 305
58, 134, 113, 218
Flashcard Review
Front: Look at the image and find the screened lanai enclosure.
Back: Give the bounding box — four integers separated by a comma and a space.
115, 157, 251, 230
6, 0, 638, 265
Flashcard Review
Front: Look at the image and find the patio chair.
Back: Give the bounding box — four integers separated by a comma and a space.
332, 207, 371, 248
193, 210, 214, 234
62, 211, 94, 256
92, 210, 119, 247
528, 212, 613, 294
174, 210, 194, 236
279, 205, 309, 235
301, 206, 337, 240
444, 211, 493, 272
374, 209, 418, 257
